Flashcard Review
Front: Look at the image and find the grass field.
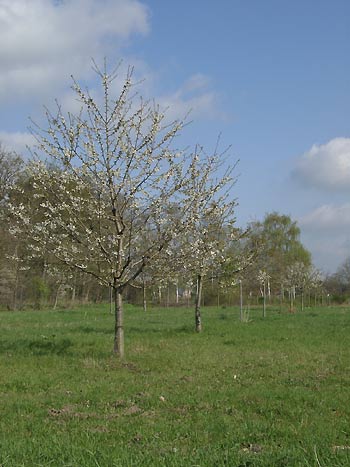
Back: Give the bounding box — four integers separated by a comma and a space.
1, 303, 350, 466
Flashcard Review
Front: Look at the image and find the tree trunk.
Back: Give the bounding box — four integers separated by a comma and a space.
12, 266, 19, 311
53, 284, 62, 310
113, 287, 124, 358
280, 285, 283, 313
195, 274, 203, 332
142, 278, 147, 312
239, 280, 243, 321
84, 284, 90, 303
71, 270, 77, 303
263, 281, 266, 318
301, 290, 304, 312
166, 282, 170, 308
109, 286, 113, 314
12, 245, 19, 311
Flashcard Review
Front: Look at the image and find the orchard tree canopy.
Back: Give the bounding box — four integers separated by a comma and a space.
0, 145, 23, 203
8, 62, 238, 357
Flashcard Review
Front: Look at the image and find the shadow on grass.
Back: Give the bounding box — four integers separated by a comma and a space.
223, 339, 237, 346
71, 325, 112, 335
0, 338, 73, 356
126, 324, 194, 336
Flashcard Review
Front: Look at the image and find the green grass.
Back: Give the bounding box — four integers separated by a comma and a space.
1, 304, 350, 466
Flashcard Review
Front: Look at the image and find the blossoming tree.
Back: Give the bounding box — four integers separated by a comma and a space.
9, 63, 238, 357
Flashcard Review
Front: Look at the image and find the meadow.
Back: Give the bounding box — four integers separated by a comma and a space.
0, 303, 349, 466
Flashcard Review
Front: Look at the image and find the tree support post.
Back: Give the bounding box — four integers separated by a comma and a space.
195, 274, 203, 332
239, 280, 243, 321
113, 286, 124, 358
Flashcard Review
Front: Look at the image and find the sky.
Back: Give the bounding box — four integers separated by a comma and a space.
0, 0, 350, 274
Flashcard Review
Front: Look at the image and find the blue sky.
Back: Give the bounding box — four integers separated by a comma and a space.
1, 0, 350, 273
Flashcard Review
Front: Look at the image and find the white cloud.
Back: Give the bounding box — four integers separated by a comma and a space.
300, 203, 350, 231
157, 74, 224, 122
293, 137, 350, 191
300, 231, 349, 273
0, 131, 35, 154
181, 73, 211, 93
299, 203, 350, 272
0, 1, 225, 155
0, 1, 224, 127
0, 0, 149, 102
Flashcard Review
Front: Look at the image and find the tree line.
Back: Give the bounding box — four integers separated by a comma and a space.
0, 62, 345, 357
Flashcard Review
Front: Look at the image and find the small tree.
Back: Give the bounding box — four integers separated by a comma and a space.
175, 197, 239, 332
307, 267, 324, 307
257, 270, 270, 317
284, 262, 322, 312
9, 62, 237, 357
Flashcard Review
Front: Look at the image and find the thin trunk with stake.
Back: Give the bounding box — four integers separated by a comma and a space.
113, 284, 124, 358
239, 279, 243, 321
301, 289, 304, 312
142, 276, 147, 312
263, 280, 266, 318
195, 274, 203, 332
